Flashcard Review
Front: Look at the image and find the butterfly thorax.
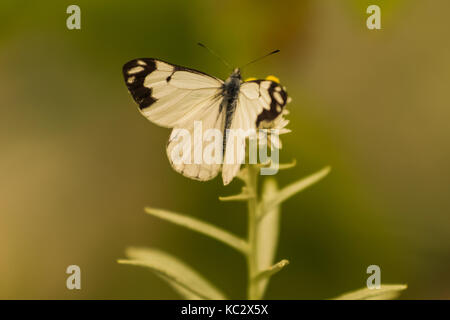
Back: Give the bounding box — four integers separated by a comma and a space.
222, 68, 241, 100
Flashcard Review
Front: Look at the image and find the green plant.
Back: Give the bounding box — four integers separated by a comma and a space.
118, 79, 406, 299
117, 162, 406, 299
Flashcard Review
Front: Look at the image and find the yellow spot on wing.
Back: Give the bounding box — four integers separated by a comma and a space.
265, 75, 280, 83
244, 77, 257, 82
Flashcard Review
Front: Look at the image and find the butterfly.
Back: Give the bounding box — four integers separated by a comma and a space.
122, 57, 290, 185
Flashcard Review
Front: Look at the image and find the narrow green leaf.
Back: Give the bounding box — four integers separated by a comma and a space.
158, 274, 203, 299
256, 178, 281, 299
333, 284, 407, 300
118, 247, 227, 300
255, 159, 271, 168
219, 187, 254, 202
219, 193, 253, 201
145, 207, 249, 255
255, 159, 296, 171
260, 166, 331, 217
253, 259, 289, 283
278, 159, 297, 170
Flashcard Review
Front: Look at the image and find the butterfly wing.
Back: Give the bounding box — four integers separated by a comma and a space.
239, 79, 289, 127
123, 58, 225, 181
222, 80, 289, 185
123, 58, 223, 128
167, 96, 225, 181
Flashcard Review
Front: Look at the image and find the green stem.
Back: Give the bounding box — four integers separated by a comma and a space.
245, 164, 259, 299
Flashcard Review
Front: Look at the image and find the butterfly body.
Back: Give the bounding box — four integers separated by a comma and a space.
221, 68, 241, 152
123, 58, 289, 184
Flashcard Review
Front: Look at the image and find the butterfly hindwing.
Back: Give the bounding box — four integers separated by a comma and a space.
167, 96, 225, 181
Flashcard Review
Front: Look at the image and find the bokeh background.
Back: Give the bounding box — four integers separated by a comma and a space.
1, 0, 449, 299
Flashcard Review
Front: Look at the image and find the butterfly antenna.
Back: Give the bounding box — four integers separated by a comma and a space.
240, 49, 280, 69
198, 42, 232, 70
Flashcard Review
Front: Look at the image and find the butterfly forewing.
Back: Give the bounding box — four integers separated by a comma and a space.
240, 80, 289, 126
123, 58, 223, 128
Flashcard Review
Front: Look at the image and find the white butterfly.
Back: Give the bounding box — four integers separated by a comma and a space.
123, 58, 289, 185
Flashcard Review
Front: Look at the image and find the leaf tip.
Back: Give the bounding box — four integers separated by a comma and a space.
279, 259, 290, 267
322, 166, 332, 175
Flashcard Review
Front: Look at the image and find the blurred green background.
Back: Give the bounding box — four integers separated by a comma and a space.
1, 0, 449, 299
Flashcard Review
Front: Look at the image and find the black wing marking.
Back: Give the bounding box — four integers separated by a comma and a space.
246, 80, 289, 126
122, 58, 157, 109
